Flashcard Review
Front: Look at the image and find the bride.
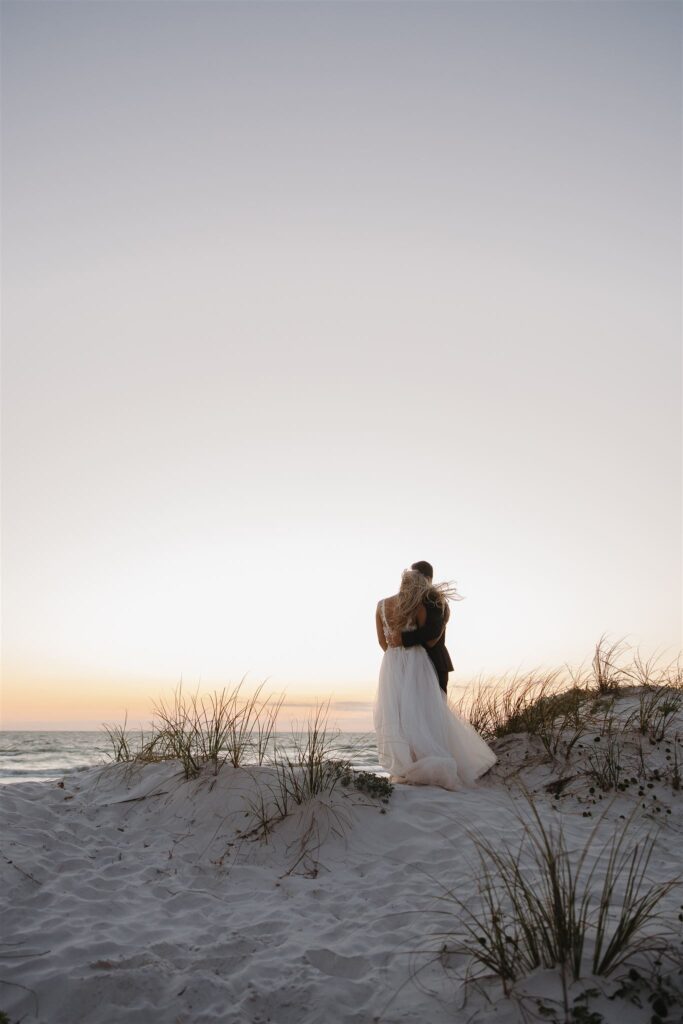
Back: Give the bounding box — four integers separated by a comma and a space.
373, 568, 497, 791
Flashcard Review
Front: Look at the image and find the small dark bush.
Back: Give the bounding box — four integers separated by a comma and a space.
341, 769, 393, 800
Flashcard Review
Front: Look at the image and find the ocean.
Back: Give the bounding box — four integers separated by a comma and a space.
0, 731, 381, 784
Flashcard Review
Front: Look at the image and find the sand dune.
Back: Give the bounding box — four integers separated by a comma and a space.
1, 696, 681, 1023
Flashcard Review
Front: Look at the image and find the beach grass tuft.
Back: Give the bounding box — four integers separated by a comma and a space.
103, 681, 286, 779
437, 793, 680, 998
265, 702, 352, 821
102, 711, 139, 764
592, 635, 631, 694
455, 638, 683, 765
586, 735, 623, 791
241, 704, 393, 846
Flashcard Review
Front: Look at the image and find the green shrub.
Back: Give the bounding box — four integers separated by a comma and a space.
341, 769, 393, 801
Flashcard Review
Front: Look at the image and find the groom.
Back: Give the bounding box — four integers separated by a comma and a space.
392, 560, 454, 694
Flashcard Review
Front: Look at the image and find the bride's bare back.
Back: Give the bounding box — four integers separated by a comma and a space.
375, 594, 427, 651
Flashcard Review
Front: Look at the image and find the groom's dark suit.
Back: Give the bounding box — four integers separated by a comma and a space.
401, 595, 454, 694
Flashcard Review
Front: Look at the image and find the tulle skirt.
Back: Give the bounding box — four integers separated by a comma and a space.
373, 646, 497, 791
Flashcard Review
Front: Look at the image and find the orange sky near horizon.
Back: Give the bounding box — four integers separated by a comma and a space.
0, 677, 377, 733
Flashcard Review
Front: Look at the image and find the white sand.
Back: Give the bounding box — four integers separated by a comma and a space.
1, 694, 682, 1023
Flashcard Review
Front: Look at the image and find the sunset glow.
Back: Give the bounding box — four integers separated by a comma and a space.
2, 1, 681, 730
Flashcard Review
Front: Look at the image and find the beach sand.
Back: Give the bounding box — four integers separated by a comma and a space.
1, 694, 681, 1023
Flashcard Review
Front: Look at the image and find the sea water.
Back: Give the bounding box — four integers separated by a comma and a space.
0, 731, 381, 784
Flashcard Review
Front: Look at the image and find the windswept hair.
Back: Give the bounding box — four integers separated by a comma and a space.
394, 568, 462, 629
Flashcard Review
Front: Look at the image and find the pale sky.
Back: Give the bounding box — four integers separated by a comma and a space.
1, 0, 681, 730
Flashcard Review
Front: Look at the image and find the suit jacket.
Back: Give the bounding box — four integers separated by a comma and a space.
401, 595, 454, 676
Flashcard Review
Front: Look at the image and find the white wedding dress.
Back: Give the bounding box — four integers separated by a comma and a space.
373, 599, 497, 791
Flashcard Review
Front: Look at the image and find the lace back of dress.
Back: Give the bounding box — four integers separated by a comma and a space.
380, 600, 392, 643
381, 599, 415, 642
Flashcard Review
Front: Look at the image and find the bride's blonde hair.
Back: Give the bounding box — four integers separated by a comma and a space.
394, 568, 462, 628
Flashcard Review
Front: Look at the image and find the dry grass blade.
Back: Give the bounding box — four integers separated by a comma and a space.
454, 671, 563, 742
255, 692, 286, 765
622, 649, 667, 689
625, 687, 683, 743
586, 736, 623, 791
149, 686, 203, 779
592, 635, 630, 693
102, 680, 287, 779
264, 701, 351, 819
437, 793, 680, 993
591, 826, 678, 976
102, 712, 136, 763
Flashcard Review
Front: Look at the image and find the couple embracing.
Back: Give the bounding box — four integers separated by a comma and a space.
374, 560, 497, 791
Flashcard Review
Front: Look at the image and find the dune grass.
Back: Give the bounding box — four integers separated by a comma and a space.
454, 637, 682, 769
626, 686, 683, 743
240, 702, 359, 839
103, 690, 389, 844
102, 712, 141, 764
269, 702, 351, 816
438, 793, 680, 1000
448, 639, 683, 812
437, 644, 682, 1009
103, 680, 287, 779
104, 636, 683, 798
585, 735, 623, 791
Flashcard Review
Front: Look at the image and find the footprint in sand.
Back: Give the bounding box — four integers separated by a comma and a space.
305, 948, 368, 980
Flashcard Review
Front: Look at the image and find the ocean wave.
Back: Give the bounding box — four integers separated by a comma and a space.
0, 730, 379, 784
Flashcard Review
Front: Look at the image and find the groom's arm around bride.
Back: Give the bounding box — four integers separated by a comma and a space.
395, 594, 454, 695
